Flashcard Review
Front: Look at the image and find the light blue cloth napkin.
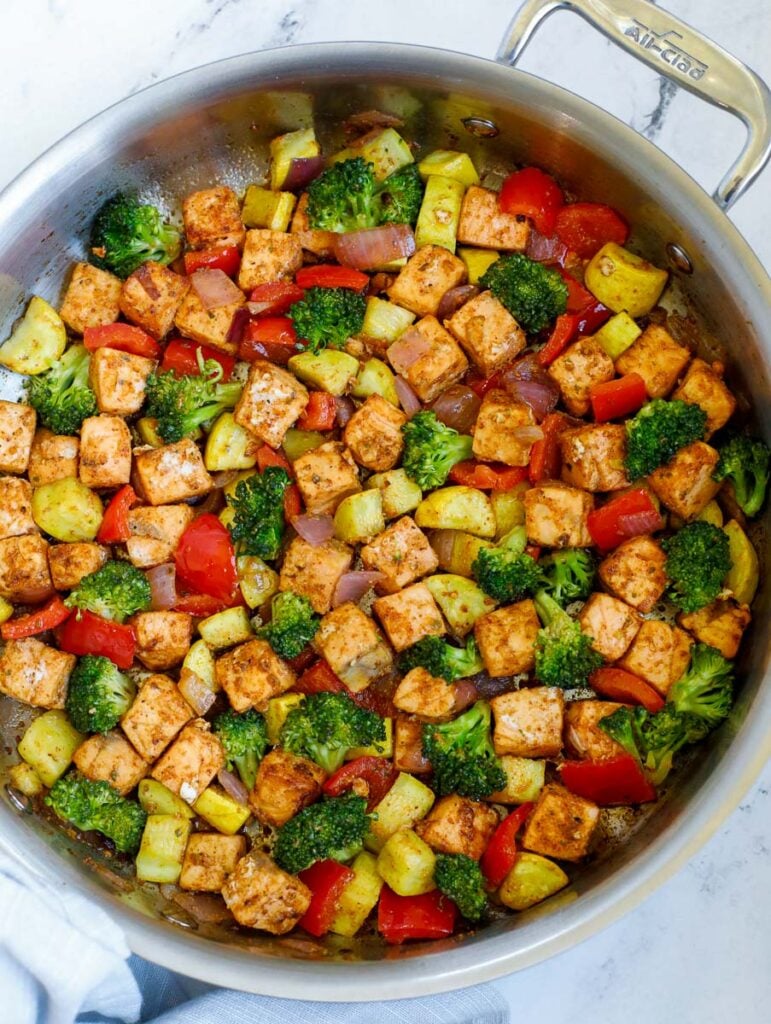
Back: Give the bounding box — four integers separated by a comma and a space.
0, 851, 509, 1024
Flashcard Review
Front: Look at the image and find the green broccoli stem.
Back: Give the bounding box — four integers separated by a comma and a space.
534, 590, 567, 628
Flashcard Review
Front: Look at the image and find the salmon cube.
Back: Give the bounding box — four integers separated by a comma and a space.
78, 415, 132, 489
215, 639, 296, 712
475, 600, 540, 678
457, 186, 529, 251
133, 438, 213, 505
446, 290, 525, 377
222, 851, 311, 933
150, 719, 225, 803
89, 346, 155, 416
548, 337, 615, 417
73, 731, 148, 796
490, 687, 565, 758
598, 535, 667, 612
343, 395, 406, 472
565, 700, 627, 761
618, 619, 693, 695
0, 637, 74, 709
125, 504, 195, 568
48, 542, 108, 590
27, 429, 79, 486
0, 534, 53, 603
560, 423, 629, 492
119, 262, 190, 339
524, 482, 594, 549
393, 667, 456, 720
0, 477, 36, 539
671, 358, 736, 437
249, 749, 326, 827
388, 315, 468, 404
648, 441, 721, 520
237, 229, 303, 290
522, 783, 599, 862
293, 441, 360, 515
360, 516, 438, 595
279, 536, 353, 615
59, 263, 122, 334
179, 832, 247, 892
173, 288, 245, 355
234, 359, 309, 449
615, 325, 690, 399
578, 593, 642, 661
120, 673, 194, 761
373, 582, 445, 651
182, 186, 245, 250
387, 245, 467, 317
416, 794, 499, 859
472, 390, 536, 466
0, 401, 36, 474
678, 598, 751, 659
394, 715, 432, 773
132, 611, 194, 671
314, 602, 393, 692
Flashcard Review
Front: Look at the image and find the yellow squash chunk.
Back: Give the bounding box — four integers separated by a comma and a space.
594, 311, 642, 360
358, 128, 414, 180
489, 757, 545, 804
237, 555, 279, 609
346, 718, 393, 760
8, 762, 44, 797
425, 573, 496, 636
418, 150, 479, 187
723, 519, 759, 605
329, 851, 383, 937
365, 468, 422, 519
181, 639, 217, 692
193, 785, 250, 835
32, 477, 103, 542
458, 247, 500, 285
584, 243, 668, 318
365, 772, 435, 852
269, 127, 319, 191
0, 296, 67, 375
352, 358, 400, 407
197, 606, 253, 649
288, 350, 360, 396
265, 693, 305, 745
0, 596, 13, 625
242, 185, 296, 231
205, 412, 258, 471
499, 852, 569, 910
491, 486, 528, 539
135, 814, 191, 884
696, 500, 723, 527
415, 486, 496, 538
18, 711, 84, 787
430, 529, 493, 577
362, 296, 415, 343
333, 490, 385, 545
136, 417, 165, 448
282, 428, 327, 462
138, 779, 195, 820
376, 829, 437, 896
414, 175, 465, 253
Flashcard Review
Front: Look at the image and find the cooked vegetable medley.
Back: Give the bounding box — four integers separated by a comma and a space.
0, 110, 767, 946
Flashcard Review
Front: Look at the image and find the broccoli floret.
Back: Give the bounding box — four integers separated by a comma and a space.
65, 655, 135, 734
89, 192, 181, 279
280, 692, 385, 775
378, 164, 424, 226
434, 853, 487, 922
212, 708, 269, 791
533, 590, 603, 688
289, 286, 367, 354
713, 435, 770, 518
624, 399, 707, 480
668, 643, 733, 730
472, 525, 544, 604
401, 411, 473, 490
145, 354, 242, 444
599, 704, 690, 785
306, 157, 381, 232
662, 521, 731, 613
538, 548, 596, 607
273, 794, 371, 874
422, 701, 506, 800
65, 560, 151, 623
227, 466, 291, 561
24, 344, 97, 436
398, 634, 483, 684
256, 591, 320, 660
45, 772, 146, 854
479, 253, 568, 334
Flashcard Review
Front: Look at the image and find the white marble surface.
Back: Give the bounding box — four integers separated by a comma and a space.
2, 1, 770, 1020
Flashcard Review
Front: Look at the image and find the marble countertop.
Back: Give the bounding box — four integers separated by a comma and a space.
2, 0, 770, 1020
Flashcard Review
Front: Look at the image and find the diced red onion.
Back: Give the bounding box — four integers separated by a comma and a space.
211, 469, 240, 490
292, 514, 334, 547
334, 223, 416, 271
617, 510, 663, 538
147, 563, 177, 610
429, 384, 481, 434
387, 328, 432, 375
504, 378, 559, 421
226, 305, 251, 347
335, 395, 355, 427
436, 284, 479, 322
512, 425, 544, 445
191, 268, 244, 309
526, 228, 568, 265
169, 890, 232, 924
429, 529, 456, 569
332, 571, 385, 608
134, 263, 161, 300
394, 376, 422, 417
178, 668, 217, 716
452, 678, 481, 713
282, 156, 326, 192
217, 768, 250, 805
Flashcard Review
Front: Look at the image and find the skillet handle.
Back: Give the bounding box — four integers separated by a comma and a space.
496, 0, 771, 209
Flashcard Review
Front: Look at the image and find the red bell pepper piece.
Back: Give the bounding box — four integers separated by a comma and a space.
256, 445, 293, 474
587, 487, 662, 551
298, 860, 355, 937
449, 460, 528, 491
537, 313, 577, 367
377, 886, 458, 944
297, 392, 338, 431
283, 483, 303, 520
160, 338, 235, 380
174, 514, 239, 604
1, 595, 71, 640
560, 755, 657, 805
183, 245, 241, 278
466, 368, 504, 398
296, 265, 369, 291
559, 270, 595, 313
238, 317, 300, 365
294, 659, 346, 695
555, 202, 629, 259
590, 373, 647, 423
528, 412, 570, 484
83, 323, 161, 360
58, 610, 136, 669
248, 281, 305, 315
499, 167, 564, 236
96, 485, 139, 544
589, 666, 665, 713
323, 756, 398, 811
173, 592, 242, 616
480, 803, 534, 887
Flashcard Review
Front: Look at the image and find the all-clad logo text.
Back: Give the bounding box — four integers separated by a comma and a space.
624, 19, 708, 80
